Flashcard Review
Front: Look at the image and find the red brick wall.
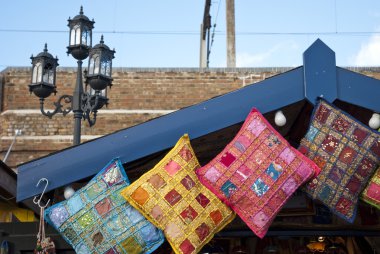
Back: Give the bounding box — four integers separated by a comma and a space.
0, 67, 286, 168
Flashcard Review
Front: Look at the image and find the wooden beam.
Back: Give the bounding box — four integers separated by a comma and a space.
0, 168, 16, 197
226, 0, 236, 67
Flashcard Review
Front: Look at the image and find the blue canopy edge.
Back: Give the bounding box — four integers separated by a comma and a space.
17, 39, 380, 201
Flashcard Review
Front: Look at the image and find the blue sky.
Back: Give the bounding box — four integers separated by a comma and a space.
1, 0, 380, 69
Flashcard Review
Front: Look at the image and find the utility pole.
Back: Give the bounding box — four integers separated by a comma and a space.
200, 0, 211, 68
199, 24, 207, 68
226, 0, 236, 67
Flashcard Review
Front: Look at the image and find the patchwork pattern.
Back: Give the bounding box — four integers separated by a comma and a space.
196, 108, 319, 238
44, 159, 164, 254
121, 135, 235, 254
299, 98, 380, 222
361, 167, 380, 209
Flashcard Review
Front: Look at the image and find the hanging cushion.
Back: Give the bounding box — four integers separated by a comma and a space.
362, 167, 380, 209
121, 134, 235, 254
196, 108, 319, 238
299, 98, 380, 222
44, 158, 164, 254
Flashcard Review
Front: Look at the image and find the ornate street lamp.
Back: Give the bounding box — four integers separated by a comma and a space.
29, 6, 115, 146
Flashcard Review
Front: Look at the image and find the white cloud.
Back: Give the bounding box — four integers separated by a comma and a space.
351, 35, 380, 66
236, 41, 298, 67
237, 45, 280, 67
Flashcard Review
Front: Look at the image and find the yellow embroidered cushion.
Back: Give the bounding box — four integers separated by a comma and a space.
361, 166, 380, 209
121, 134, 235, 254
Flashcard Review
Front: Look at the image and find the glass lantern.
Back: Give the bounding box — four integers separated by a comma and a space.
84, 70, 108, 110
29, 44, 59, 98
67, 6, 95, 60
86, 35, 115, 91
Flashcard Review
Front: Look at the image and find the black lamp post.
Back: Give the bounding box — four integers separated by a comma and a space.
29, 6, 115, 146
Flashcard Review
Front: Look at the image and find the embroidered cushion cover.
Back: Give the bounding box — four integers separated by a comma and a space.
44, 159, 164, 254
196, 108, 320, 238
299, 99, 380, 222
362, 167, 380, 209
121, 134, 235, 254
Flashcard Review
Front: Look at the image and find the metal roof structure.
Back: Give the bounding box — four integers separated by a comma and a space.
0, 160, 39, 214
17, 39, 380, 202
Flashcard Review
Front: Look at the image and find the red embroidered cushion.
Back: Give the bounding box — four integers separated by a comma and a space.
196, 108, 319, 238
299, 98, 380, 222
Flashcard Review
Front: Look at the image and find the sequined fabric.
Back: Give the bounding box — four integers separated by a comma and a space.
44, 159, 164, 254
121, 134, 235, 254
196, 108, 319, 238
299, 98, 380, 222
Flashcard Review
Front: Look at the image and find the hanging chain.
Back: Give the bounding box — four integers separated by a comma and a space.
34, 207, 56, 254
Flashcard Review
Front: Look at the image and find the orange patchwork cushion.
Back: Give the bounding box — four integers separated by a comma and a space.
121, 134, 235, 254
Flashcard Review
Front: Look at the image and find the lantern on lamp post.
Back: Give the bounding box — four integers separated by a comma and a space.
67, 6, 94, 60
28, 6, 115, 146
29, 44, 59, 99
84, 35, 115, 110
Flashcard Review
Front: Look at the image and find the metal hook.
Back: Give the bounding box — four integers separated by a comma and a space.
33, 178, 50, 208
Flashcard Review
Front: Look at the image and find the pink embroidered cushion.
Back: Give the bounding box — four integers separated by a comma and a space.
121, 134, 235, 254
299, 99, 380, 222
196, 108, 319, 238
361, 167, 380, 209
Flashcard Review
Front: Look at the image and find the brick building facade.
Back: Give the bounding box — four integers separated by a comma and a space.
1, 66, 379, 169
